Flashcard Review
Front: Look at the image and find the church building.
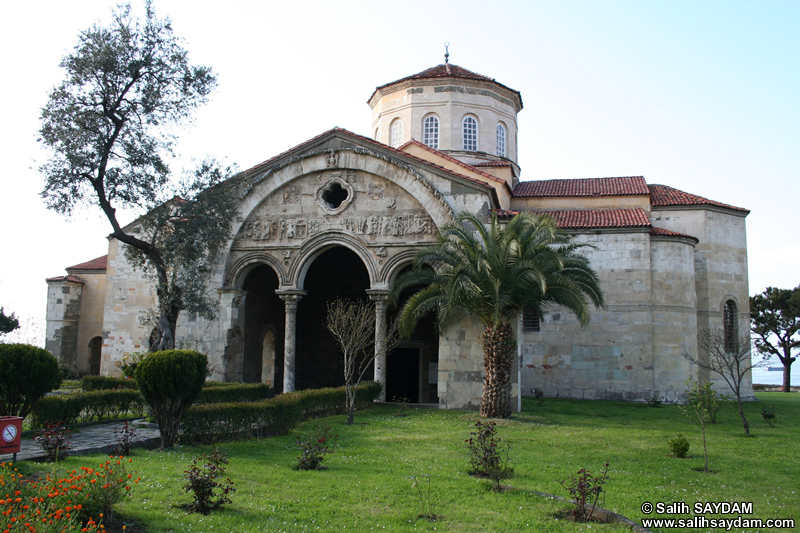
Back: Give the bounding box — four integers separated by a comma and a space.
45, 59, 753, 408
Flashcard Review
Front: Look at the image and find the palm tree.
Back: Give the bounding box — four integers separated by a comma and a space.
390, 211, 604, 418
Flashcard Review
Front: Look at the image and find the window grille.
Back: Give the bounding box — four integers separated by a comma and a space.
463, 116, 477, 151
390, 119, 403, 148
723, 300, 738, 352
523, 306, 540, 332
423, 115, 439, 149
496, 123, 506, 157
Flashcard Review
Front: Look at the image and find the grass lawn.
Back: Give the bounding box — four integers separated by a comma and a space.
19, 392, 799, 532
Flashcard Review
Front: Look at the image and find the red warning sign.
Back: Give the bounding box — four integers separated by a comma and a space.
0, 416, 23, 455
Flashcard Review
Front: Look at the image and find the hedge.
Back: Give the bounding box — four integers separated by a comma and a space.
179, 381, 382, 444
196, 383, 272, 404
30, 389, 146, 429
81, 375, 138, 391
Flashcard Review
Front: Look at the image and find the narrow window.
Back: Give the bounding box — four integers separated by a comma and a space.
423, 115, 439, 149
463, 116, 477, 151
723, 300, 738, 352
522, 306, 540, 332
390, 119, 403, 148
496, 123, 506, 157
374, 127, 379, 141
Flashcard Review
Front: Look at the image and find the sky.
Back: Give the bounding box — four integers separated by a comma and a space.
1, 0, 798, 342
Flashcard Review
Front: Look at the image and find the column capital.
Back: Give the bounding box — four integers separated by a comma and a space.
366, 288, 391, 303
276, 289, 308, 304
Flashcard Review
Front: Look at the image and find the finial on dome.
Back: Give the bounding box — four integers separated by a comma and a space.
444, 42, 451, 74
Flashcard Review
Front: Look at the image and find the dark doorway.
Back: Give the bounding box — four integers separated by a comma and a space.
389, 265, 439, 403
242, 265, 284, 387
297, 246, 370, 390
88, 336, 102, 376
386, 347, 420, 402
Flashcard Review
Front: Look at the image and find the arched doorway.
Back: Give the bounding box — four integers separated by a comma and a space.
297, 246, 370, 390
242, 265, 284, 386
387, 265, 439, 404
88, 336, 102, 376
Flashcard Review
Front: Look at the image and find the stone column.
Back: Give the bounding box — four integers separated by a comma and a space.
277, 290, 307, 393
216, 288, 247, 382
367, 289, 390, 401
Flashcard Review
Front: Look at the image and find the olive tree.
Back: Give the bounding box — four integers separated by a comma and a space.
38, 1, 237, 351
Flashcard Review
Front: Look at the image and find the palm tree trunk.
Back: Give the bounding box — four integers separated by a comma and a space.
480, 324, 515, 418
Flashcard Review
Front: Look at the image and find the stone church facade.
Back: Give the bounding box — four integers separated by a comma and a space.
46, 62, 753, 408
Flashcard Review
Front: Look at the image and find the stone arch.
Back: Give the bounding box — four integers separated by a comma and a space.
220, 147, 455, 290
380, 249, 418, 286
227, 253, 288, 289
291, 231, 378, 289
294, 245, 372, 390
238, 263, 284, 385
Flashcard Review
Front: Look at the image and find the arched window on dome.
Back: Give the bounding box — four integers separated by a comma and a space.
374, 128, 379, 141
496, 123, 506, 157
723, 300, 738, 353
463, 116, 478, 151
390, 119, 403, 148
423, 115, 439, 149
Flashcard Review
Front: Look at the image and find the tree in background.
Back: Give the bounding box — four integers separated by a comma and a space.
682, 327, 761, 436
391, 212, 604, 419
750, 285, 800, 392
0, 307, 20, 338
0, 344, 62, 418
325, 298, 398, 425
38, 1, 237, 351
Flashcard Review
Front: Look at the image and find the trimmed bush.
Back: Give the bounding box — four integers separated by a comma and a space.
136, 350, 208, 448
81, 375, 138, 391
179, 381, 382, 444
0, 343, 62, 418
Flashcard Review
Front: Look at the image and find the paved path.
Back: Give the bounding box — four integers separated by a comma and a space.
0, 420, 161, 463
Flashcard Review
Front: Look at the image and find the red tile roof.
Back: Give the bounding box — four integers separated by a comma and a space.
494, 208, 651, 229
474, 161, 513, 168
514, 177, 649, 198
399, 139, 509, 187
243, 128, 501, 194
649, 184, 749, 213
369, 63, 522, 107
651, 226, 699, 243
46, 275, 85, 284
67, 255, 108, 271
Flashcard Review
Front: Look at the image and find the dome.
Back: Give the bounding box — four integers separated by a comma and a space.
368, 62, 523, 167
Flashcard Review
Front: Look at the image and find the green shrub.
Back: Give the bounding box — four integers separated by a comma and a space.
668, 433, 690, 458
183, 447, 235, 514
0, 343, 62, 418
30, 389, 147, 429
81, 375, 138, 391
135, 349, 208, 448
196, 383, 272, 404
179, 382, 382, 445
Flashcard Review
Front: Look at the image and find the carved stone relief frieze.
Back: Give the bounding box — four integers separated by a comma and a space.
235, 169, 437, 247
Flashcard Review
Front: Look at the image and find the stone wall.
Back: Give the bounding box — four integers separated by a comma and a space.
100, 238, 155, 375
45, 280, 83, 370
519, 230, 699, 402
72, 271, 107, 375
650, 206, 752, 398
